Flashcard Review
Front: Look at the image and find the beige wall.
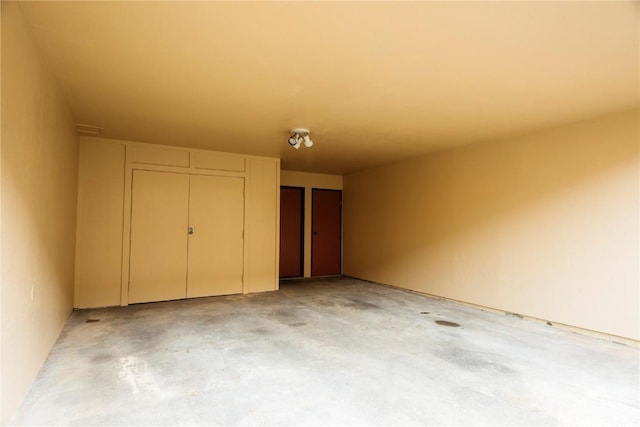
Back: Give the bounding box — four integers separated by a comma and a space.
246, 159, 280, 292
74, 139, 125, 308
1, 3, 79, 424
344, 110, 639, 341
75, 137, 279, 308
0, 10, 3, 418
281, 171, 343, 277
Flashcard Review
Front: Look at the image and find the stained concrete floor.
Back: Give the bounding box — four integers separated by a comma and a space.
12, 277, 640, 426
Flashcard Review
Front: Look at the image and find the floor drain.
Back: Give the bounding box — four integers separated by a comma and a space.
85, 319, 100, 323
435, 320, 460, 327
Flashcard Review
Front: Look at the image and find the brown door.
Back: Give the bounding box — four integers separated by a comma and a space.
279, 187, 304, 278
312, 189, 342, 276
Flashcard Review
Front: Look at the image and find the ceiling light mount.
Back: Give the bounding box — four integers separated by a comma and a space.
288, 128, 314, 149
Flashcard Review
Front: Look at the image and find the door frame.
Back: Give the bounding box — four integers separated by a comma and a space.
311, 188, 342, 277
127, 169, 246, 303
279, 186, 305, 278
122, 164, 246, 305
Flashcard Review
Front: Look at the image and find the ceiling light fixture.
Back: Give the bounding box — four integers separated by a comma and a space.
289, 128, 313, 149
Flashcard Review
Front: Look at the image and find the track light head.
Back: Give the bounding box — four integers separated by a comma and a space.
303, 135, 313, 148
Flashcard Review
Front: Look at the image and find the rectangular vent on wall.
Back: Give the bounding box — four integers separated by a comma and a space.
75, 123, 104, 135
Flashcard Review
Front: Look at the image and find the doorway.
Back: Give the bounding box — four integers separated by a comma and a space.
311, 189, 342, 276
279, 186, 304, 278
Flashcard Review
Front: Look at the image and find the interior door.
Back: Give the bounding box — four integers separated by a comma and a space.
311, 189, 342, 276
129, 170, 189, 303
187, 175, 244, 298
279, 186, 304, 278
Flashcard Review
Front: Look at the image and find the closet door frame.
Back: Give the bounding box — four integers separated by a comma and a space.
121, 162, 248, 305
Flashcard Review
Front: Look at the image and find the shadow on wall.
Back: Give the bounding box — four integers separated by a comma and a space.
344, 110, 639, 339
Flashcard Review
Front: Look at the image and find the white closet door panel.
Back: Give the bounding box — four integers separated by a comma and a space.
129, 171, 189, 303
187, 175, 244, 298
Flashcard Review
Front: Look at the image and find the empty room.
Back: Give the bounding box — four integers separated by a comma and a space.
1, 1, 638, 426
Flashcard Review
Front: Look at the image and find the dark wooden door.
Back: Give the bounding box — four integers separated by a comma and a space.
279, 187, 304, 278
312, 189, 342, 276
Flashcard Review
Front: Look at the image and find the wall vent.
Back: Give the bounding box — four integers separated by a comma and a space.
75, 123, 104, 135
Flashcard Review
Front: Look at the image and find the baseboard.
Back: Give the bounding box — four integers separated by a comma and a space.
280, 275, 344, 281
343, 275, 639, 348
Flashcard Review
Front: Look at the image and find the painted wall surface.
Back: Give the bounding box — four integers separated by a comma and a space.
74, 139, 125, 308
0, 12, 3, 418
1, 3, 79, 424
281, 171, 343, 277
344, 110, 639, 341
246, 158, 280, 292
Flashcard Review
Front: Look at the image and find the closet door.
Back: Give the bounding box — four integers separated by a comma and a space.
187, 175, 245, 298
129, 171, 189, 303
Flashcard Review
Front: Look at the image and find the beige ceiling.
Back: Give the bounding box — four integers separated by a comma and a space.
18, 1, 639, 174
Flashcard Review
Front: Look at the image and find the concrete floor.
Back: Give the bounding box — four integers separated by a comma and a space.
12, 277, 639, 426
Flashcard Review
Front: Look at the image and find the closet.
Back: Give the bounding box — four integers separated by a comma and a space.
73, 138, 279, 309
128, 171, 244, 303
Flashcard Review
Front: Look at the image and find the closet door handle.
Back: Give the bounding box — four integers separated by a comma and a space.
188, 226, 195, 235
